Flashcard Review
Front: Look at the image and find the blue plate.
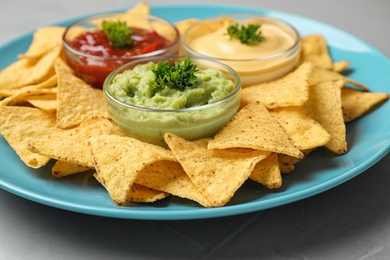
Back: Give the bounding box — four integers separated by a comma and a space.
0, 4, 389, 220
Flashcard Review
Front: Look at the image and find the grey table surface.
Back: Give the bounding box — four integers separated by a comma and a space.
0, 0, 389, 259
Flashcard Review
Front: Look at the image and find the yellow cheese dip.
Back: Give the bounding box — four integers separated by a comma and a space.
182, 15, 301, 86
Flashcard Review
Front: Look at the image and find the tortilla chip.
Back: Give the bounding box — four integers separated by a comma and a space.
333, 60, 350, 72
126, 2, 150, 14
28, 117, 119, 168
0, 75, 57, 98
27, 94, 58, 112
126, 183, 169, 203
52, 161, 92, 178
18, 26, 66, 59
0, 44, 61, 90
0, 88, 57, 106
341, 87, 389, 122
165, 133, 270, 207
55, 58, 108, 128
278, 149, 314, 174
304, 80, 347, 154
208, 101, 303, 158
175, 19, 199, 35
269, 106, 331, 150
249, 153, 282, 189
136, 160, 212, 207
241, 62, 312, 108
92, 2, 151, 31
94, 173, 169, 203
89, 134, 177, 205
309, 66, 369, 91
0, 106, 56, 168
299, 34, 333, 70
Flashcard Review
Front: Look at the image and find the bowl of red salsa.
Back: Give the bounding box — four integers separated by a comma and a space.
62, 12, 180, 88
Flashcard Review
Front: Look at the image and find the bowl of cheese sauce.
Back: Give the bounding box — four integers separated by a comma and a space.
181, 14, 300, 87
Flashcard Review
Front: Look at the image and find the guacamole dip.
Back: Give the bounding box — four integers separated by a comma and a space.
104, 57, 240, 147
106, 60, 235, 109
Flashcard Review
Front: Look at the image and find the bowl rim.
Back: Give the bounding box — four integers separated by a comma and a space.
62, 12, 180, 61
181, 13, 301, 62
103, 55, 242, 113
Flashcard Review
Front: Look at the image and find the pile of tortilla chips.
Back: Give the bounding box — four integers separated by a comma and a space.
0, 2, 388, 207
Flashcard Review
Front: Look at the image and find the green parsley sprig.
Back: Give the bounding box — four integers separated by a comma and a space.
226, 23, 264, 45
102, 20, 133, 49
151, 57, 199, 91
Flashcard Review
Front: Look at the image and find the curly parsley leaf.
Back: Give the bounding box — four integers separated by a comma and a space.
102, 20, 133, 49
226, 23, 264, 45
152, 57, 199, 91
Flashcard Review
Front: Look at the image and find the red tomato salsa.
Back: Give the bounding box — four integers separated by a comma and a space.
64, 27, 172, 87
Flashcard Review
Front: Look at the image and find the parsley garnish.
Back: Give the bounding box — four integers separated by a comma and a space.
102, 20, 133, 49
226, 23, 264, 45
151, 57, 199, 91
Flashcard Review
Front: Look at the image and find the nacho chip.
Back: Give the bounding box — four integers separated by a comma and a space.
94, 174, 169, 203
126, 2, 150, 14
333, 60, 350, 72
269, 106, 331, 150
175, 19, 199, 35
249, 153, 282, 189
55, 58, 108, 128
208, 101, 303, 158
0, 44, 61, 90
0, 88, 57, 106
29, 117, 119, 168
309, 66, 369, 91
299, 34, 333, 70
52, 161, 92, 178
278, 149, 314, 174
304, 80, 347, 154
165, 133, 270, 207
0, 74, 57, 98
0, 106, 56, 168
18, 26, 66, 59
241, 62, 312, 108
27, 94, 57, 112
278, 154, 297, 174
91, 2, 151, 31
127, 183, 169, 203
89, 134, 177, 205
136, 160, 212, 207
341, 87, 389, 122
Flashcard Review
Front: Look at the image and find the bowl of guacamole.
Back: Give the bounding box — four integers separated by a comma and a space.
103, 55, 241, 147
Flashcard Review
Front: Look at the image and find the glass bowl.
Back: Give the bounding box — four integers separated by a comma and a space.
62, 13, 180, 88
181, 14, 301, 87
103, 55, 241, 147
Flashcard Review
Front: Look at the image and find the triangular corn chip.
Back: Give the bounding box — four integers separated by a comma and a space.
0, 106, 56, 168
249, 153, 282, 189
89, 134, 177, 205
304, 80, 347, 154
136, 160, 212, 207
269, 106, 331, 150
52, 161, 92, 178
208, 101, 303, 158
241, 62, 312, 108
309, 66, 368, 91
299, 34, 333, 70
0, 44, 61, 90
18, 26, 66, 59
55, 58, 108, 128
165, 134, 270, 207
341, 87, 389, 122
29, 117, 119, 168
